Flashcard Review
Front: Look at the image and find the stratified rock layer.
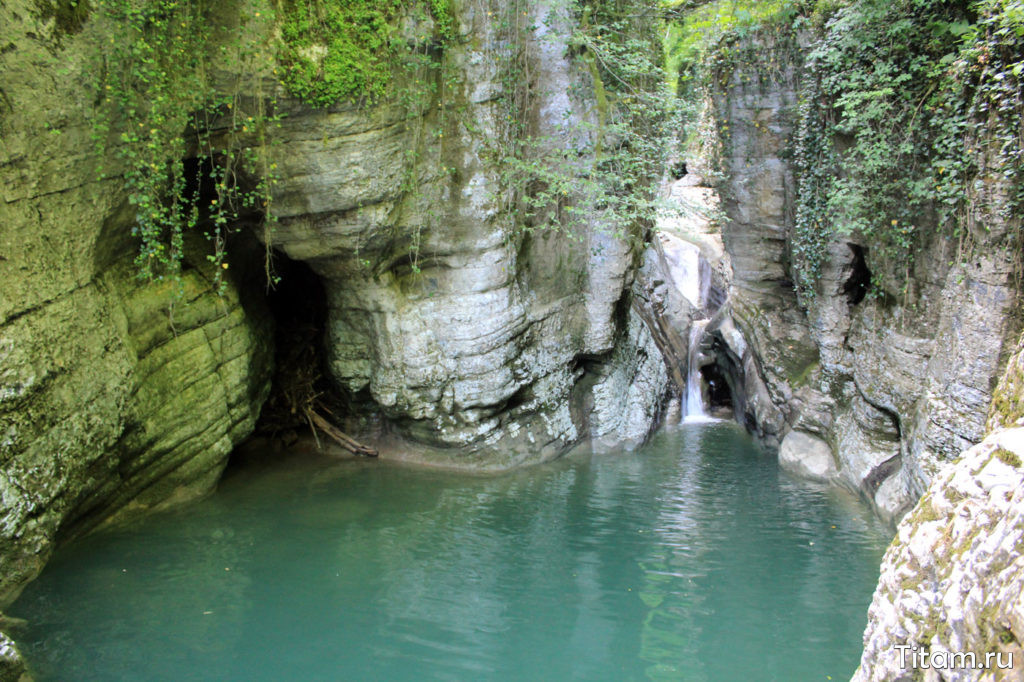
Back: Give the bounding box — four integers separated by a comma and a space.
264, 0, 670, 466
707, 34, 1018, 522
853, 334, 1024, 681
853, 427, 1024, 681
0, 0, 266, 608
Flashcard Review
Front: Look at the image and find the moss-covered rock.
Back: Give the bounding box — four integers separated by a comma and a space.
0, 630, 26, 682
989, 337, 1024, 432
853, 427, 1024, 681
0, 0, 272, 606
263, 0, 671, 466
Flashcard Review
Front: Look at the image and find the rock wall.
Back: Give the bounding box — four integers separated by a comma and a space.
704, 34, 1020, 523
264, 0, 671, 468
853, 335, 1024, 680
0, 0, 671, 636
0, 1, 265, 614
710, 37, 824, 445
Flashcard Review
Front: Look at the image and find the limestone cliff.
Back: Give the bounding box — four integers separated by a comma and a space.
264, 0, 671, 467
853, 335, 1024, 680
689, 31, 1020, 523
0, 0, 274, 613
664, 7, 1024, 680
0, 0, 672, 647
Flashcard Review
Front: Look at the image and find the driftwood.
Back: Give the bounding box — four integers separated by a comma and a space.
308, 409, 378, 457
258, 317, 377, 457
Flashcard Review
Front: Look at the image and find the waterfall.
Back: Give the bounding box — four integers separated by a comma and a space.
685, 319, 712, 422
659, 229, 717, 422
660, 233, 706, 310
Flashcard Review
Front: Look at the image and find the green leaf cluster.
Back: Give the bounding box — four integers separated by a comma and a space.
663, 0, 800, 92
492, 0, 680, 250
276, 0, 454, 107
90, 0, 281, 292
792, 0, 1024, 301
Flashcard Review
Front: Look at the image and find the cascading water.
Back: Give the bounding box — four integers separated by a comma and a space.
657, 230, 717, 423
660, 233, 706, 309
685, 319, 713, 422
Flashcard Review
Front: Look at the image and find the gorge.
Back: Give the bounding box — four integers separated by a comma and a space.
1, 0, 1023, 679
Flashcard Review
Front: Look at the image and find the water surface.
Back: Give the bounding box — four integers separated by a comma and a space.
12, 422, 890, 681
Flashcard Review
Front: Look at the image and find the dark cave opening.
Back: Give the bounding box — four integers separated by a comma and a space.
670, 160, 689, 180
843, 243, 871, 306
254, 250, 331, 440
182, 156, 219, 207
247, 248, 380, 458
694, 328, 748, 424
700, 362, 733, 411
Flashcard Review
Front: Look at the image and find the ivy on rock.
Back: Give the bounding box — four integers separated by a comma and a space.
88, 0, 457, 290
276, 0, 454, 107
90, 0, 281, 292
791, 0, 1023, 302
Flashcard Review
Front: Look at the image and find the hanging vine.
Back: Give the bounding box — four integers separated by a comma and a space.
790, 0, 1023, 301
490, 0, 679, 250
90, 0, 282, 293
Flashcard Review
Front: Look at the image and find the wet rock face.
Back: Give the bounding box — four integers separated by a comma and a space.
0, 1, 272, 604
0, 239, 273, 607
712, 36, 1019, 522
266, 0, 669, 464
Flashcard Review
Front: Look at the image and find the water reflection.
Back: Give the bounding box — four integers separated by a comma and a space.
12, 422, 890, 681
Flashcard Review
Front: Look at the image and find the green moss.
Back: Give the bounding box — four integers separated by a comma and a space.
277, 0, 454, 107
943, 486, 966, 506
905, 493, 943, 527
971, 450, 998, 477
789, 360, 820, 388
989, 354, 1024, 429
995, 447, 1022, 468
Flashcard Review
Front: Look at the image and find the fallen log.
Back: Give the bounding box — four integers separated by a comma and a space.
308, 409, 379, 457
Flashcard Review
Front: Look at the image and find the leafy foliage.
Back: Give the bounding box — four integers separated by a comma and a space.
665, 0, 1022, 303
663, 0, 803, 182
276, 0, 454, 107
493, 0, 680, 249
792, 0, 1024, 301
91, 0, 281, 292
663, 0, 800, 92
87, 0, 461, 289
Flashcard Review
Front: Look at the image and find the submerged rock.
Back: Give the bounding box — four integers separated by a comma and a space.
779, 430, 836, 483
0, 631, 26, 682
